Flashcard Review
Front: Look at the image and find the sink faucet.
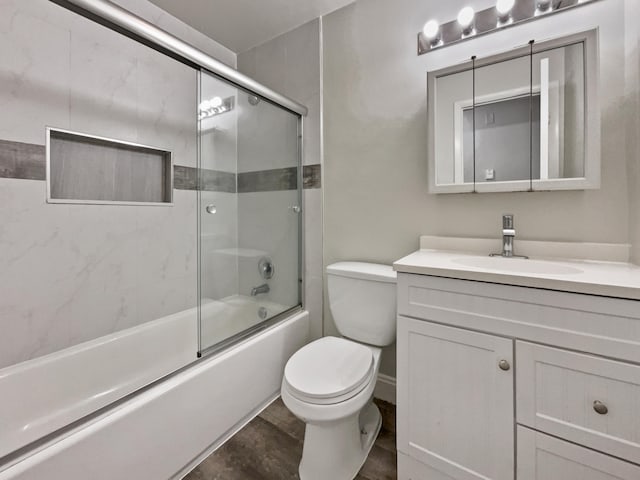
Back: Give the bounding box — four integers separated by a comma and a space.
251, 283, 270, 296
490, 214, 528, 259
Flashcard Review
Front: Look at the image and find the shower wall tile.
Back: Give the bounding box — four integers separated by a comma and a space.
0, 140, 45, 181
238, 191, 300, 308
0, 180, 199, 369
200, 168, 237, 193
0, 3, 71, 145
304, 188, 324, 341
303, 164, 322, 189
68, 21, 140, 143
200, 191, 239, 301
237, 167, 298, 193
0, 0, 233, 369
136, 45, 198, 168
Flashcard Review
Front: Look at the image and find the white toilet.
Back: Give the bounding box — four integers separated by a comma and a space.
281, 261, 397, 480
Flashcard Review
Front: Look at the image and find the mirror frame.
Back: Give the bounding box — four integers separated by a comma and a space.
427, 29, 600, 194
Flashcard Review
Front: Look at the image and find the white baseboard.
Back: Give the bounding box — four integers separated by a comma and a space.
374, 373, 396, 405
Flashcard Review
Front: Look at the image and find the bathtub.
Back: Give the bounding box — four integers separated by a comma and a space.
0, 297, 308, 476
200, 295, 293, 349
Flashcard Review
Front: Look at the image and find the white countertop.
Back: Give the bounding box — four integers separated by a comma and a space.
394, 247, 640, 301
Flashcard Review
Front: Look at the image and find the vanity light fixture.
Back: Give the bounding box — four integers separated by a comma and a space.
422, 19, 441, 46
457, 6, 476, 37
417, 0, 600, 54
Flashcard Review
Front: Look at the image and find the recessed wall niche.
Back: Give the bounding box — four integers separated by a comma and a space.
46, 128, 173, 205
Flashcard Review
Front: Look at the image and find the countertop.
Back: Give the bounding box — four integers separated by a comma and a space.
394, 248, 640, 301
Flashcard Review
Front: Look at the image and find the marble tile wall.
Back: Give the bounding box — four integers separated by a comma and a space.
0, 0, 234, 369
237, 18, 323, 340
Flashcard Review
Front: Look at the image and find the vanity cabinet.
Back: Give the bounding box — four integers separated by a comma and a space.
396, 272, 640, 480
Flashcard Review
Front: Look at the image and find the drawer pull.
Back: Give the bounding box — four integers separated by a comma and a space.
498, 359, 511, 371
593, 400, 608, 415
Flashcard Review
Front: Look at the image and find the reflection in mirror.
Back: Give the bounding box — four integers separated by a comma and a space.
533, 43, 585, 180
433, 69, 473, 187
470, 55, 534, 185
427, 30, 598, 194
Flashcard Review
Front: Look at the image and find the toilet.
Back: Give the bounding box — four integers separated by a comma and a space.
281, 262, 397, 480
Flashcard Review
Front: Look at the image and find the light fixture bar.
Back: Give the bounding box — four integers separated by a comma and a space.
418, 0, 599, 55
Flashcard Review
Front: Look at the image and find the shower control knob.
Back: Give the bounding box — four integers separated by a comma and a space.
205, 204, 217, 214
498, 359, 511, 371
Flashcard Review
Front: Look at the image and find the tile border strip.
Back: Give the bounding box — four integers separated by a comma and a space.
0, 139, 321, 192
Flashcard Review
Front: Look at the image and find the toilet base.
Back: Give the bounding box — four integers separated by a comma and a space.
298, 400, 382, 480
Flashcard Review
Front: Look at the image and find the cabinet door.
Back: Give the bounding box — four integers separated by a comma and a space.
517, 426, 640, 480
397, 316, 514, 480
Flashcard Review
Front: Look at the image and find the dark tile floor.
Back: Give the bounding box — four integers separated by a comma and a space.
185, 397, 397, 480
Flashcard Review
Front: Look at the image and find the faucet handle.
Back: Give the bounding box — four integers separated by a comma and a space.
502, 214, 514, 230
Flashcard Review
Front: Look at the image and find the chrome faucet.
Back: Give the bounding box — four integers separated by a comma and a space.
251, 283, 270, 296
490, 214, 528, 259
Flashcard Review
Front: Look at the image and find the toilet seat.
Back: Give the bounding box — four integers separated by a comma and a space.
283, 337, 374, 405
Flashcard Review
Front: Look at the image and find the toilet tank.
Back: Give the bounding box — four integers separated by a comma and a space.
326, 262, 397, 347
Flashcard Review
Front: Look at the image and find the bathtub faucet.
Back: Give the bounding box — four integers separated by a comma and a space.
251, 283, 270, 296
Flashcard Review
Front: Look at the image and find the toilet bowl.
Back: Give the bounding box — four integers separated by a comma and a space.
281, 262, 397, 480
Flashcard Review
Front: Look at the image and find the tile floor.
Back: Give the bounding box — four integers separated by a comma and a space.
185, 397, 397, 480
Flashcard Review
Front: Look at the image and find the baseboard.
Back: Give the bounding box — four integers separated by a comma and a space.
374, 374, 396, 405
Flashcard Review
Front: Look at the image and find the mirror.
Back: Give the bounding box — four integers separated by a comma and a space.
427, 29, 599, 194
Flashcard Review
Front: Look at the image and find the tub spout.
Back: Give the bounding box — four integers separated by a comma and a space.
251, 283, 270, 296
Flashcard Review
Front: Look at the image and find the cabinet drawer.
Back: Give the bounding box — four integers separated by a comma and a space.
517, 341, 640, 464
517, 426, 640, 480
397, 273, 640, 363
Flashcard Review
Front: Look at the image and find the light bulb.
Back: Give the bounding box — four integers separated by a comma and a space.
457, 6, 475, 28
423, 19, 440, 39
199, 100, 211, 111
535, 0, 552, 15
496, 0, 515, 16
210, 96, 223, 108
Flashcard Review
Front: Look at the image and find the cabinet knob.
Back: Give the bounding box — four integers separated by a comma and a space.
498, 359, 511, 371
593, 400, 608, 415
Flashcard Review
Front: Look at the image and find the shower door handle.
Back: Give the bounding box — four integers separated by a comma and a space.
205, 204, 217, 214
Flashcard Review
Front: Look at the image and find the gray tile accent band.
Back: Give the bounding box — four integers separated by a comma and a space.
238, 167, 297, 193
0, 139, 46, 181
236, 165, 321, 193
303, 164, 321, 189
173, 165, 237, 193
0, 139, 321, 191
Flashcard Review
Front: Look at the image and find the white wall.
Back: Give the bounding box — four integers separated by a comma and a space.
237, 19, 324, 340
322, 0, 637, 377
626, 0, 640, 264
0, 0, 235, 368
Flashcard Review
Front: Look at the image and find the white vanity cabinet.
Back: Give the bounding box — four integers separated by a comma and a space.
396, 272, 640, 480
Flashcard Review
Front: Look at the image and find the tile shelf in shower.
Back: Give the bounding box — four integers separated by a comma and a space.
213, 248, 269, 258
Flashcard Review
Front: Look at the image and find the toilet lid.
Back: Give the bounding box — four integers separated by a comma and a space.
284, 337, 374, 404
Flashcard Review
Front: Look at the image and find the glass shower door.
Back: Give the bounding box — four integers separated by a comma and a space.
198, 71, 301, 355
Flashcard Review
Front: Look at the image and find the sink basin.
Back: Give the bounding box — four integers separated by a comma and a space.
451, 256, 583, 275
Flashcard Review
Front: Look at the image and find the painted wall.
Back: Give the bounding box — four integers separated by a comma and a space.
238, 19, 324, 340
626, 0, 640, 264
0, 0, 234, 369
322, 0, 637, 377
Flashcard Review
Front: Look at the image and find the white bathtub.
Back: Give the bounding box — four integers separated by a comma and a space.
0, 297, 306, 469
200, 295, 292, 349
